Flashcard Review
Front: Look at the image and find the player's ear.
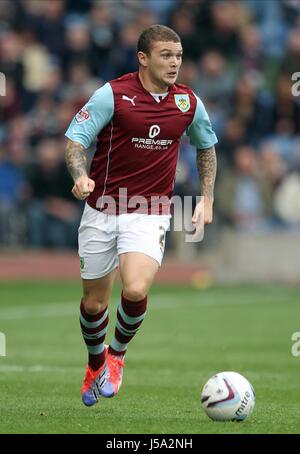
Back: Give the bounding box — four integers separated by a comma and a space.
137, 51, 148, 68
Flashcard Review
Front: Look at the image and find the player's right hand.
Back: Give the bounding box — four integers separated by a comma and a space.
72, 176, 95, 200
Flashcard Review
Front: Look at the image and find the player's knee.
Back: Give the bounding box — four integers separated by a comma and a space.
82, 296, 107, 315
123, 283, 147, 302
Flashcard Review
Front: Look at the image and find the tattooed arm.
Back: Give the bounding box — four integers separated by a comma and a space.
197, 146, 217, 201
65, 139, 95, 200
192, 146, 217, 226
65, 139, 88, 181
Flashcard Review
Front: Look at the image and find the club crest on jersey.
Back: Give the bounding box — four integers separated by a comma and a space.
174, 94, 190, 112
75, 106, 90, 123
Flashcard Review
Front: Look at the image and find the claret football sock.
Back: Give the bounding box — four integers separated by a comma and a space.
101, 294, 148, 398
108, 293, 148, 357
80, 300, 109, 371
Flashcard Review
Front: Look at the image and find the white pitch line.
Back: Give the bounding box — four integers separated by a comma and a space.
0, 364, 82, 373
0, 301, 80, 321
0, 293, 289, 321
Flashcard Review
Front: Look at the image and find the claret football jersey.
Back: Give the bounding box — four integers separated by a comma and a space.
65, 72, 217, 214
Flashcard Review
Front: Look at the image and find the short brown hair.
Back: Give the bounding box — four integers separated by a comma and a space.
137, 24, 181, 55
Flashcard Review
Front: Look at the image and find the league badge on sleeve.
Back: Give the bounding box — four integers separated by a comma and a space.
174, 94, 190, 112
75, 106, 90, 123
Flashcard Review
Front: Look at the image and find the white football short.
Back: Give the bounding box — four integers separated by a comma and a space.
78, 203, 171, 279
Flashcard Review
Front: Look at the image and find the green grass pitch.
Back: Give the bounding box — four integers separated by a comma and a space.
0, 281, 300, 434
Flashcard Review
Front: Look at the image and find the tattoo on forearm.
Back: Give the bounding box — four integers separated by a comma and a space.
65, 141, 87, 182
196, 147, 217, 199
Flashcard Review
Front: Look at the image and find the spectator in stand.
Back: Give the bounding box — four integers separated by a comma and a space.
264, 118, 300, 171
260, 141, 287, 191
229, 74, 274, 145
109, 23, 140, 77
26, 138, 81, 248
238, 24, 263, 77
215, 145, 273, 231
24, 0, 66, 61
141, 0, 179, 23
245, 0, 289, 60
169, 7, 203, 60
194, 50, 237, 114
63, 17, 100, 78
281, 24, 300, 76
89, 1, 116, 81
0, 30, 24, 91
62, 61, 100, 106
271, 74, 300, 135
0, 145, 28, 245
217, 116, 247, 169
274, 166, 300, 227
0, 77, 22, 126
207, 0, 249, 60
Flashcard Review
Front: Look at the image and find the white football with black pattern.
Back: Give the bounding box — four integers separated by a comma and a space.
201, 371, 255, 421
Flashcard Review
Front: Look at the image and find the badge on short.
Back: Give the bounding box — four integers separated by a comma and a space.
80, 257, 87, 271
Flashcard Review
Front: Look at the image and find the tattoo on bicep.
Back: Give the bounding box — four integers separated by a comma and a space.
196, 147, 217, 199
65, 141, 87, 182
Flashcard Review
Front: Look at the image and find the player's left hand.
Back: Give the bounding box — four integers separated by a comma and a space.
192, 196, 213, 233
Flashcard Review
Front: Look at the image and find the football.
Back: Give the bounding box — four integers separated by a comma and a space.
201, 371, 255, 421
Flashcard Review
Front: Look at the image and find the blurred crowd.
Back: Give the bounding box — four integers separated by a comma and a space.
0, 0, 300, 249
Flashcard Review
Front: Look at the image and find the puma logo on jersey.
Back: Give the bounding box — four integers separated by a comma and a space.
122, 95, 136, 106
